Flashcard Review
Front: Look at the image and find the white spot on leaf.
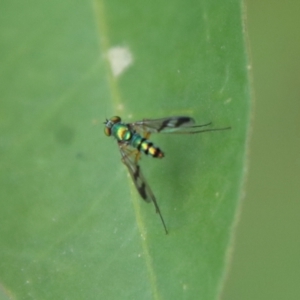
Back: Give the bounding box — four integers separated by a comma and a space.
117, 103, 124, 111
107, 46, 133, 77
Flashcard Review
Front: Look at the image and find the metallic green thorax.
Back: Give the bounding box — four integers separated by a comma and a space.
111, 123, 132, 142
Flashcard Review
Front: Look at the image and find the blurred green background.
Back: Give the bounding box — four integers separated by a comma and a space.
222, 0, 300, 299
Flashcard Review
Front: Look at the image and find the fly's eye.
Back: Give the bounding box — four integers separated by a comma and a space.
104, 127, 111, 136
110, 116, 121, 124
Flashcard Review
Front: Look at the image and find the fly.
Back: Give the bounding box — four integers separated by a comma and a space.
104, 115, 230, 234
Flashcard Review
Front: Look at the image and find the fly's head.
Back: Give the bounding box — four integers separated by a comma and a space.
104, 116, 121, 136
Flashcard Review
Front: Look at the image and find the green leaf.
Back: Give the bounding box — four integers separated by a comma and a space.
0, 0, 250, 299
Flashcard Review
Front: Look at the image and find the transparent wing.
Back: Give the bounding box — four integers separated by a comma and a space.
128, 116, 196, 134
119, 143, 152, 203
118, 142, 168, 234
128, 116, 230, 137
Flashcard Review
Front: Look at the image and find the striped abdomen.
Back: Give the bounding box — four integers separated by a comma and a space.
131, 133, 164, 158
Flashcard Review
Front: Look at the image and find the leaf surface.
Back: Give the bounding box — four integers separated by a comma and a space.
0, 0, 250, 299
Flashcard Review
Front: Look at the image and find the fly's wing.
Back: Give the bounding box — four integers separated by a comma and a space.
128, 116, 230, 136
118, 142, 168, 233
118, 143, 154, 203
128, 116, 196, 135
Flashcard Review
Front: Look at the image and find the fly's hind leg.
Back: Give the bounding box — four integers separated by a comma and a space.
118, 142, 141, 164
140, 120, 152, 140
